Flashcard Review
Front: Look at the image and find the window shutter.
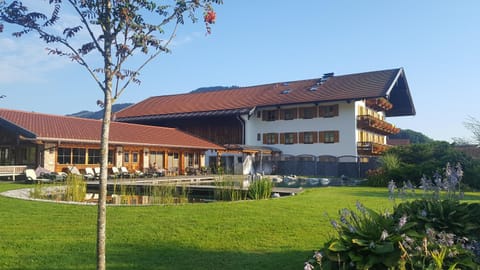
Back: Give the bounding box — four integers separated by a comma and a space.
280, 133, 286, 144
334, 130, 340, 143
318, 106, 324, 117
333, 104, 339, 116
262, 111, 267, 121
263, 133, 267, 144
318, 131, 325, 143
299, 132, 304, 143
312, 132, 318, 143
312, 107, 318, 118
293, 109, 298, 119
299, 108, 304, 118
293, 133, 298, 144
274, 133, 279, 144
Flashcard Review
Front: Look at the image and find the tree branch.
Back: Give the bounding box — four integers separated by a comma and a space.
67, 0, 105, 56
115, 21, 179, 99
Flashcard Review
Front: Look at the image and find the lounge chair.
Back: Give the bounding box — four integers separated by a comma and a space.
84, 167, 95, 181
66, 166, 82, 176
93, 167, 101, 179
24, 169, 52, 184
110, 167, 120, 179
35, 166, 66, 181
120, 166, 133, 178
134, 170, 144, 178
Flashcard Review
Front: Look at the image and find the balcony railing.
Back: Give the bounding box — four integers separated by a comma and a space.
357, 115, 400, 135
357, 142, 390, 156
365, 97, 393, 111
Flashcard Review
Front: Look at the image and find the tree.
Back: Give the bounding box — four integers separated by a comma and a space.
463, 116, 480, 145
388, 128, 433, 144
0, 1, 222, 269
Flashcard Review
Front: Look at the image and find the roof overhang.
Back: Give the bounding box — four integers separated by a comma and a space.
223, 144, 281, 154
384, 68, 416, 117
116, 108, 252, 122
20, 137, 223, 151
0, 118, 36, 139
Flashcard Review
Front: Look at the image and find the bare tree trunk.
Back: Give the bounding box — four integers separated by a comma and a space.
97, 2, 113, 269
97, 90, 112, 270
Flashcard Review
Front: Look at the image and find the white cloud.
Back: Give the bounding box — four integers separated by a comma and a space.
0, 36, 71, 83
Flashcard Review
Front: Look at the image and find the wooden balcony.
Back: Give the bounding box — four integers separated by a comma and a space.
357, 142, 390, 156
365, 97, 393, 111
357, 115, 400, 135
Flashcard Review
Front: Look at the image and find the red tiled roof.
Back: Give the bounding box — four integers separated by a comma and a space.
0, 109, 223, 150
116, 68, 405, 119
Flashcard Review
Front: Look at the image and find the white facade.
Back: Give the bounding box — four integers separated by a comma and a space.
241, 101, 357, 157
240, 100, 392, 158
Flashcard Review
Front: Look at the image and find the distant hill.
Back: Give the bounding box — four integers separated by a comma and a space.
67, 86, 239, 119
190, 85, 239, 93
67, 103, 133, 119
389, 129, 434, 144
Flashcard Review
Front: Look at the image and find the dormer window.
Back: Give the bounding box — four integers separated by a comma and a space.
281, 89, 291, 94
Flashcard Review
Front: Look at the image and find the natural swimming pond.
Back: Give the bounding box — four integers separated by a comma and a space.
21, 175, 304, 205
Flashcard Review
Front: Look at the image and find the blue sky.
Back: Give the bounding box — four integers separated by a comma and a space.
0, 1, 479, 142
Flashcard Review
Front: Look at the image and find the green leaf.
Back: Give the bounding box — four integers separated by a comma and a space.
328, 240, 349, 252
372, 242, 394, 254
351, 238, 370, 247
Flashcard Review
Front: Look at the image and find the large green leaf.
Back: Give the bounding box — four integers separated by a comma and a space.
351, 238, 370, 247
328, 240, 349, 252
371, 242, 394, 254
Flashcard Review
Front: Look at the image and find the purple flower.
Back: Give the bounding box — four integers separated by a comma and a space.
398, 215, 407, 228
304, 262, 315, 270
330, 219, 339, 229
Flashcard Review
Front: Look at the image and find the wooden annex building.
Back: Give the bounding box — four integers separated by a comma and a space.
0, 109, 223, 177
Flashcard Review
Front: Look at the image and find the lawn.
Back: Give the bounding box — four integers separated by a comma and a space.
1, 182, 479, 270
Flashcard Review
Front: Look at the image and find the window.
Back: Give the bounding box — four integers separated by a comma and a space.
324, 132, 336, 143
57, 148, 72, 164
124, 152, 129, 163
149, 151, 164, 168
319, 130, 339, 143
72, 148, 86, 164
132, 152, 139, 163
257, 133, 261, 141
184, 153, 199, 168
263, 133, 278, 145
300, 107, 317, 119
282, 133, 297, 144
282, 108, 297, 120
319, 104, 339, 117
108, 150, 114, 164
167, 152, 179, 168
87, 149, 101, 164
303, 132, 315, 144
262, 110, 278, 121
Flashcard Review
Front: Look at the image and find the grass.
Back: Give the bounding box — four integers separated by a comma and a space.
1, 182, 479, 270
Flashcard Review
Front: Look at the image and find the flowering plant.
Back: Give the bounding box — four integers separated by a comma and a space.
305, 163, 480, 269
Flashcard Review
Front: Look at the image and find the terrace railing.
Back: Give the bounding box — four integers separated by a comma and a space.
0, 165, 27, 181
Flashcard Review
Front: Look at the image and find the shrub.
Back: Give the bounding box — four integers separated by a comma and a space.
306, 165, 480, 270
64, 174, 86, 202
393, 199, 480, 240
305, 199, 480, 269
247, 178, 273, 200
309, 202, 404, 269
